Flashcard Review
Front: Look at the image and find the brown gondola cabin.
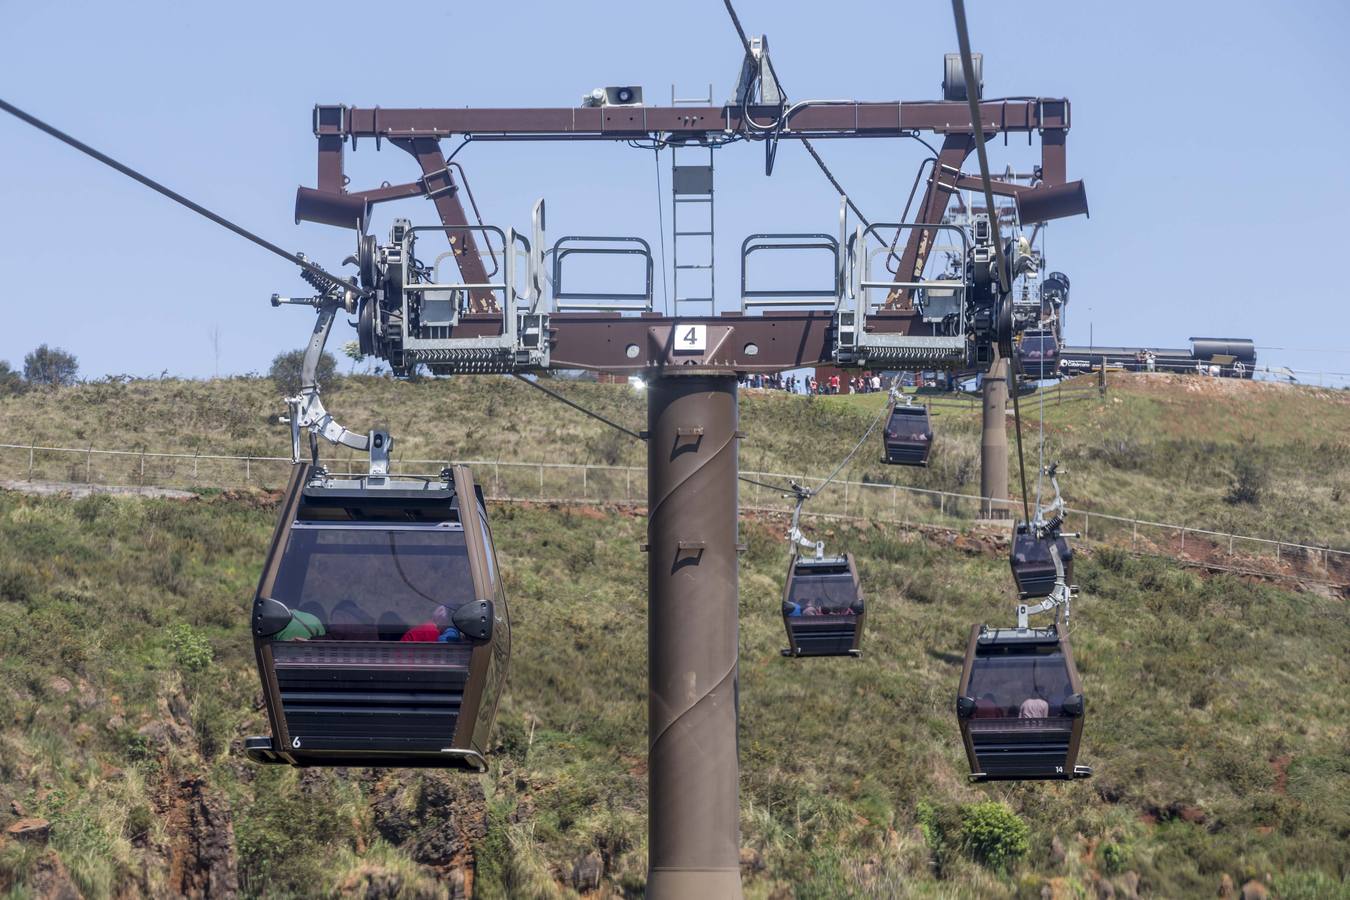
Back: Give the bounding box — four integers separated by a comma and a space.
955, 624, 1090, 781
1010, 522, 1074, 599
882, 405, 933, 467
780, 554, 864, 658
245, 463, 509, 771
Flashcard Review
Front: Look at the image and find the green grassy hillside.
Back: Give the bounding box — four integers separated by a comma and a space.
0, 489, 1346, 898
2, 372, 1346, 548
0, 374, 1347, 898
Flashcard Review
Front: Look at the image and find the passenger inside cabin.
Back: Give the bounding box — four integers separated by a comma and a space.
275, 607, 326, 641
401, 605, 462, 642
1019, 691, 1050, 718
973, 693, 1003, 718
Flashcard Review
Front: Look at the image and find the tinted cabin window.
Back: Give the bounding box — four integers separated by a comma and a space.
785, 570, 859, 617
967, 644, 1072, 718
270, 526, 475, 641
1021, 334, 1054, 359
888, 410, 929, 441
1012, 531, 1071, 567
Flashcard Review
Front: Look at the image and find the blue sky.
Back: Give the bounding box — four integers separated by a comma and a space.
2, 0, 1348, 381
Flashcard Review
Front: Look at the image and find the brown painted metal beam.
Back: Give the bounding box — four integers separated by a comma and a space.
330, 99, 1066, 139
887, 133, 975, 308
391, 138, 496, 312
437, 310, 934, 374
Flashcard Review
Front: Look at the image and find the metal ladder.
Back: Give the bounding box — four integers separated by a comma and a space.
670, 86, 717, 316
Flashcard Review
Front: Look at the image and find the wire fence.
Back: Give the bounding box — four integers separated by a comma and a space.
1, 441, 1346, 586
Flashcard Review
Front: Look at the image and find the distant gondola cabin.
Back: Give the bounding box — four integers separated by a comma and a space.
882, 405, 933, 467
781, 554, 864, 657
1010, 522, 1074, 599
246, 463, 509, 770
1018, 329, 1061, 380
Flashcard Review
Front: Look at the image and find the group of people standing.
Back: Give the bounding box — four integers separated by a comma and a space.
806, 372, 887, 395
739, 371, 906, 395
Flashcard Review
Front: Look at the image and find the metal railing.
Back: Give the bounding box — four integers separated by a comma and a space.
1, 441, 1345, 585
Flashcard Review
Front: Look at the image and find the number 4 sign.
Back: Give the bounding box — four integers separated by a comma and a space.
675, 323, 707, 353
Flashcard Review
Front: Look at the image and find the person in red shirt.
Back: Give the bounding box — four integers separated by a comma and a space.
401, 605, 450, 642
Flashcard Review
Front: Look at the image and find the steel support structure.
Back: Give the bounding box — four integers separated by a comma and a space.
301, 98, 1079, 312
645, 375, 742, 898
289, 86, 1084, 900
981, 350, 1010, 518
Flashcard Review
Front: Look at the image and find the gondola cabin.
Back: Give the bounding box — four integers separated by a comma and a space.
245, 463, 510, 770
781, 554, 864, 657
955, 625, 1090, 781
1010, 522, 1074, 599
1018, 329, 1061, 380
882, 405, 933, 467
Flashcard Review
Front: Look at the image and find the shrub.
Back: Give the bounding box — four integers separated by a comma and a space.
1225, 449, 1267, 505
269, 348, 338, 396
168, 624, 213, 673
959, 801, 1030, 872
22, 344, 79, 387
1100, 841, 1127, 875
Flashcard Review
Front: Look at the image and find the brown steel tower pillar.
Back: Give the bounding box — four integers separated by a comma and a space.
981, 351, 1010, 518
645, 373, 743, 899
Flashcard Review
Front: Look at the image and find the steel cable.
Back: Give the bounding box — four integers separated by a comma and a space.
0, 96, 366, 298
510, 374, 645, 442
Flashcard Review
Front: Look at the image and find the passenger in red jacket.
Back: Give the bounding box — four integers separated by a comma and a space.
401, 605, 450, 642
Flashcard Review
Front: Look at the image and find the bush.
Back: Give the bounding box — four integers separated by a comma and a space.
0, 360, 25, 396
22, 344, 79, 387
959, 801, 1030, 872
1225, 448, 1267, 505
168, 624, 213, 673
269, 348, 338, 396
1100, 841, 1127, 875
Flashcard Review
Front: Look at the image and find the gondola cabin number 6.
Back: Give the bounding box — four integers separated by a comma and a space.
675, 324, 707, 353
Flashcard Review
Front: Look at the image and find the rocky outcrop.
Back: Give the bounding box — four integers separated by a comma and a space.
148, 774, 239, 899
570, 851, 603, 893
5, 817, 51, 843
372, 773, 487, 898
27, 851, 82, 900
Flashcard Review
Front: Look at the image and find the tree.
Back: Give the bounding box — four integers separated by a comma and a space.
23, 344, 79, 387
269, 349, 339, 396
340, 340, 364, 374
0, 360, 25, 397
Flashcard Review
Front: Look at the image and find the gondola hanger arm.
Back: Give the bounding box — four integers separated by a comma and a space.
278, 297, 372, 464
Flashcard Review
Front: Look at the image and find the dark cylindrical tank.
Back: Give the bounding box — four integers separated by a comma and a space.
1190, 337, 1256, 362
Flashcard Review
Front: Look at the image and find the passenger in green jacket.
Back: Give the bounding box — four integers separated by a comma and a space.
274, 608, 325, 641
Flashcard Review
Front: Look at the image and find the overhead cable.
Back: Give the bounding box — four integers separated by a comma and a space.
0, 97, 365, 298
510, 374, 645, 442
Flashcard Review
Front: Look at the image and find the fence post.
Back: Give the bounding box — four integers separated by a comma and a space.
582, 466, 587, 500
939, 493, 945, 519
193, 451, 200, 482
140, 452, 146, 485
1132, 519, 1137, 550
1180, 528, 1185, 550
538, 465, 544, 499
626, 467, 631, 502
843, 481, 849, 517
245, 457, 251, 483
86, 445, 93, 484
495, 463, 501, 498
1228, 534, 1234, 556
28, 440, 34, 481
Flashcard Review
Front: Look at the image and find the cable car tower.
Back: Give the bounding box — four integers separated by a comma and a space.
0, 2, 1089, 894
